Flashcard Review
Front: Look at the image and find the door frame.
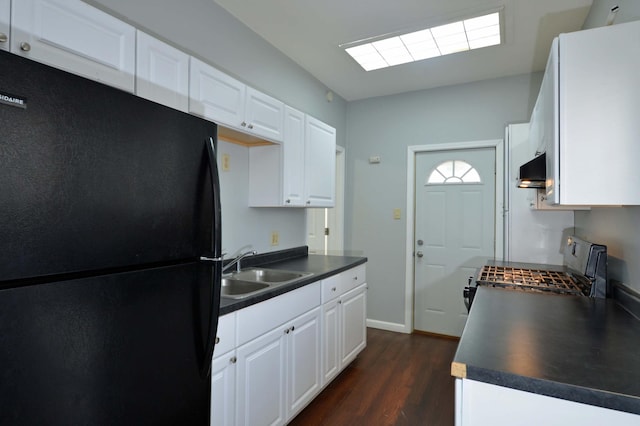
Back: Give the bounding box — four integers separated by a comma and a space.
404, 140, 504, 333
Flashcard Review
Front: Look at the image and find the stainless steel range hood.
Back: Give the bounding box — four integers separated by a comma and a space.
517, 153, 546, 188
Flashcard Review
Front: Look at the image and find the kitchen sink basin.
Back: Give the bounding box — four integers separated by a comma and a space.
221, 278, 269, 298
233, 268, 311, 283
220, 268, 313, 299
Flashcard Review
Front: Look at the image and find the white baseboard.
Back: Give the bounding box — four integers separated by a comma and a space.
366, 319, 410, 334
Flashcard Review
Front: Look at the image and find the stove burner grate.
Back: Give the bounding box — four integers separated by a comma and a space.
477, 265, 589, 295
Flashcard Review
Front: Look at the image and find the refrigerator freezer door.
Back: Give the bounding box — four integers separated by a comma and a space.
0, 50, 217, 282
0, 263, 213, 426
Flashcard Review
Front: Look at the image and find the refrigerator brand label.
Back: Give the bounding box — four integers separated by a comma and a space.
0, 91, 27, 109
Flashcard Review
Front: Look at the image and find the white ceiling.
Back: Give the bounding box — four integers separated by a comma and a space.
213, 0, 593, 101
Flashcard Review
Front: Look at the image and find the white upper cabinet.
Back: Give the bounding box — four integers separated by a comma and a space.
0, 0, 9, 51
136, 31, 189, 112
190, 57, 245, 127
304, 115, 336, 207
189, 57, 284, 142
248, 110, 336, 208
245, 87, 285, 142
531, 20, 640, 206
11, 0, 135, 92
282, 106, 306, 206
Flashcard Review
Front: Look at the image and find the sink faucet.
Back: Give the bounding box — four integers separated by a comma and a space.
222, 249, 257, 275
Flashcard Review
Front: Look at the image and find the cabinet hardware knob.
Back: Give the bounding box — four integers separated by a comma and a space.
290, 326, 295, 332
306, 200, 311, 205
241, 121, 246, 127
230, 356, 237, 364
0, 33, 7, 43
215, 336, 220, 344
416, 251, 424, 258
331, 287, 336, 292
354, 276, 357, 280
285, 328, 290, 334
20, 42, 31, 52
248, 124, 254, 129
286, 199, 290, 204
338, 300, 342, 304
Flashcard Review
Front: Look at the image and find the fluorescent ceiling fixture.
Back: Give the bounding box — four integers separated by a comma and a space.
344, 11, 501, 71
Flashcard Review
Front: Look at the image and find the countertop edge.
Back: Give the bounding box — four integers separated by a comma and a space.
462, 366, 640, 416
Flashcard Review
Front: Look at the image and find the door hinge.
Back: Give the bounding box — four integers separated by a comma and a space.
324, 227, 330, 236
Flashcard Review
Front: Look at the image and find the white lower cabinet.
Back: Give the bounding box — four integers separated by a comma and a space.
235, 306, 321, 425
212, 350, 237, 426
321, 265, 367, 385
212, 264, 367, 426
456, 378, 640, 426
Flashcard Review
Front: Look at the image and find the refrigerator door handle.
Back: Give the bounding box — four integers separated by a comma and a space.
200, 136, 223, 378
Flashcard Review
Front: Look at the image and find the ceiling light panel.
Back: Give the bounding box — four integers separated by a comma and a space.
344, 11, 502, 71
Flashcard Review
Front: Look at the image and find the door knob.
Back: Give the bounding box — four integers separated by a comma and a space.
416, 251, 424, 258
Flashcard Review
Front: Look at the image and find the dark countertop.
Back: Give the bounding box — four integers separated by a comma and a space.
218, 247, 367, 315
452, 287, 640, 415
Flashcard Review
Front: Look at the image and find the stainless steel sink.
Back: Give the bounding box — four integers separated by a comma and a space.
220, 268, 313, 299
233, 268, 310, 283
221, 278, 269, 299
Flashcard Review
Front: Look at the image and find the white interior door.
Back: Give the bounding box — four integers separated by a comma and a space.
414, 148, 495, 336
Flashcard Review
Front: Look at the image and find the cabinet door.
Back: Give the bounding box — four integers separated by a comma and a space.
282, 106, 305, 206
322, 299, 340, 385
287, 307, 322, 420
341, 284, 367, 367
0, 0, 9, 52
304, 115, 336, 207
11, 0, 135, 92
136, 31, 189, 112
236, 326, 287, 426
245, 87, 284, 142
189, 57, 245, 127
211, 352, 237, 426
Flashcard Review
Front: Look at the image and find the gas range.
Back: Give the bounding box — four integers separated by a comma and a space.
464, 236, 607, 311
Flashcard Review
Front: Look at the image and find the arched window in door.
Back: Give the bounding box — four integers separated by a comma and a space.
426, 160, 481, 184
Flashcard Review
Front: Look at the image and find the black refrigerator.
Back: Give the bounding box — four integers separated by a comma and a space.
0, 50, 222, 425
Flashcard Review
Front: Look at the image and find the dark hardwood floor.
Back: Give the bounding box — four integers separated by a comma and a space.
289, 328, 459, 426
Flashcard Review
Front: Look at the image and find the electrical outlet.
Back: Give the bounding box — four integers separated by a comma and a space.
271, 231, 279, 246
393, 208, 401, 220
222, 153, 230, 171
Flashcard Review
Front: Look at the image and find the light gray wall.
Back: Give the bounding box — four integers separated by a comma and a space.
217, 141, 305, 254
345, 73, 543, 326
86, 0, 347, 255
574, 0, 640, 293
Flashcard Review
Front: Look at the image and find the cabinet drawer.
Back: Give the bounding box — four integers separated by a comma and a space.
340, 264, 366, 294
321, 275, 340, 303
236, 282, 320, 347
214, 312, 236, 358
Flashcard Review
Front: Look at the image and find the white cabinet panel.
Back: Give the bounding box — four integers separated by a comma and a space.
0, 0, 9, 52
304, 115, 336, 207
214, 312, 236, 358
236, 325, 287, 426
457, 379, 640, 426
322, 299, 340, 384
245, 87, 284, 142
341, 284, 367, 366
11, 0, 135, 92
211, 351, 236, 426
282, 106, 305, 206
287, 307, 322, 420
136, 31, 189, 112
189, 57, 245, 126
